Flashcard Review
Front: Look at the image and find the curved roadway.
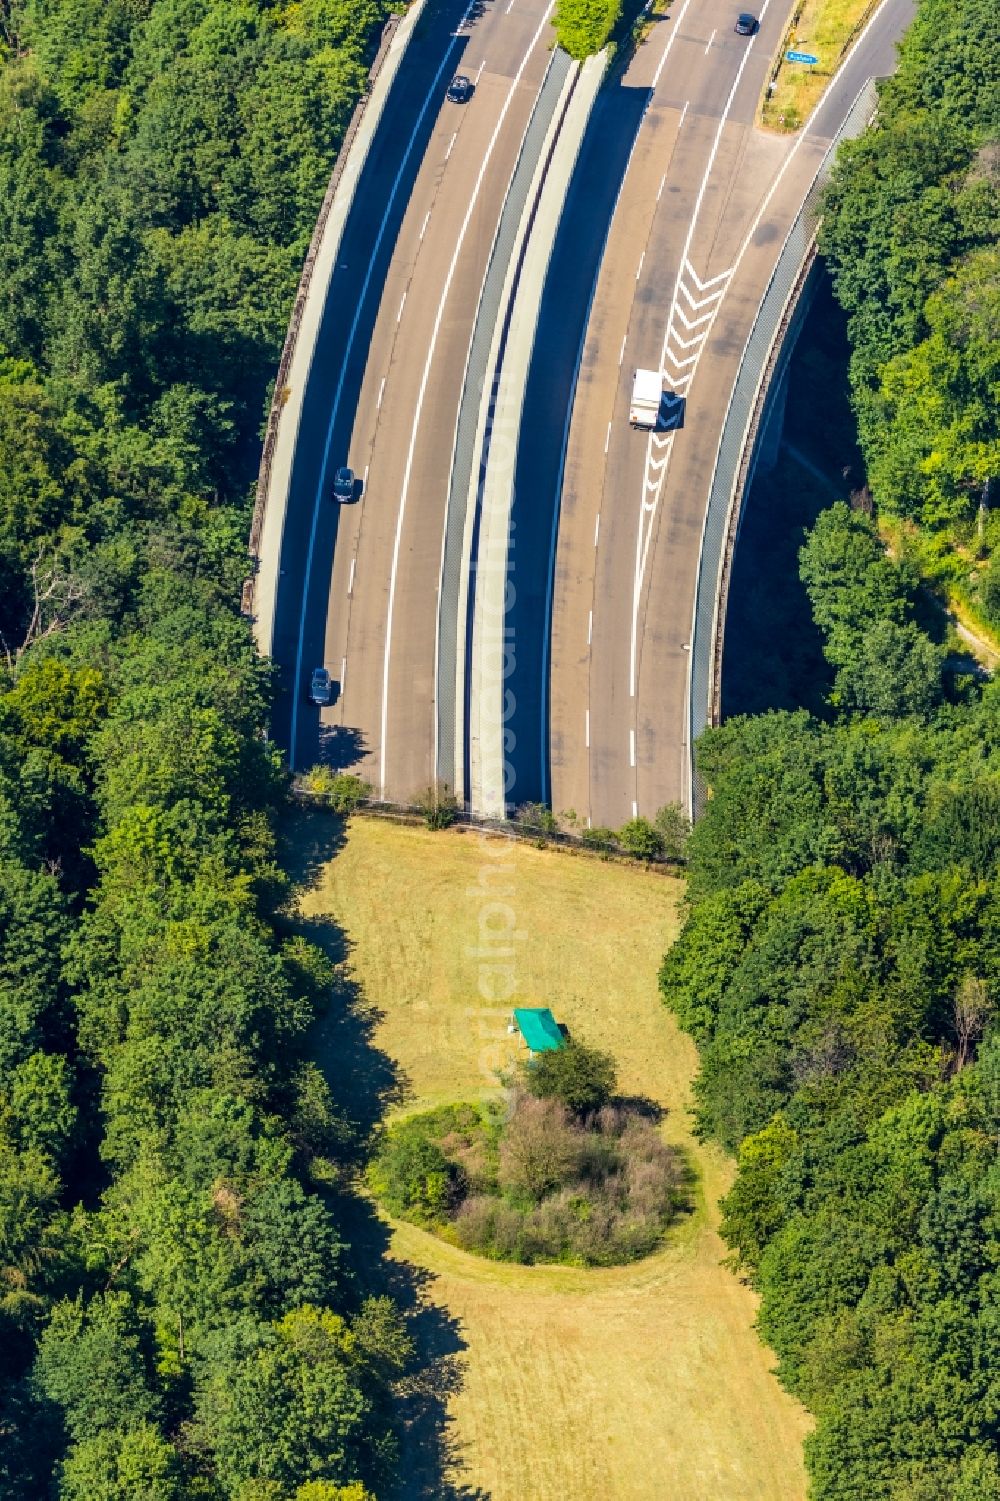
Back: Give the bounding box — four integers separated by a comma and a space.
273, 0, 914, 814
282, 0, 555, 792
528, 0, 914, 824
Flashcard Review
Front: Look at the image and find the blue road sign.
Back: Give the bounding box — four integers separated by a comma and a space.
786, 48, 819, 63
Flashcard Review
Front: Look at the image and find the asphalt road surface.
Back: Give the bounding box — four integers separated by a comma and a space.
282, 0, 555, 791
275, 0, 913, 813
538, 0, 915, 826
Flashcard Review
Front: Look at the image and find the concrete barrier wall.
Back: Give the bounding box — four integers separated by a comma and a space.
465, 50, 609, 818
434, 46, 574, 797
686, 77, 880, 818
245, 1, 426, 652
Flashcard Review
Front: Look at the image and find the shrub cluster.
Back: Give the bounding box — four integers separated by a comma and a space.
369, 1078, 686, 1268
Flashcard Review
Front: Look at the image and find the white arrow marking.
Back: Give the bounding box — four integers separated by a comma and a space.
683, 258, 733, 291
678, 280, 725, 312
667, 327, 705, 351
674, 304, 715, 330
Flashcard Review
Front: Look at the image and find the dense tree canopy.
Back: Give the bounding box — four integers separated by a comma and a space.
0, 0, 409, 1495
822, 0, 1000, 539
670, 9, 1000, 1455
664, 483, 1000, 1494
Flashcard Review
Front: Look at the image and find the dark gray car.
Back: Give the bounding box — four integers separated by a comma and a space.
332, 466, 355, 503
446, 74, 473, 103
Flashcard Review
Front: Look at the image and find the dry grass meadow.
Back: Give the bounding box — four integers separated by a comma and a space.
761, 0, 877, 130
293, 813, 810, 1501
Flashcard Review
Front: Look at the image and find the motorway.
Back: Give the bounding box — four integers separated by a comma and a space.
278, 0, 555, 792
271, 0, 914, 814
529, 0, 914, 825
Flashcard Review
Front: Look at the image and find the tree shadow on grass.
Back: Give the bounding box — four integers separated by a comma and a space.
610, 1093, 665, 1123
331, 1186, 491, 1500
279, 804, 488, 1496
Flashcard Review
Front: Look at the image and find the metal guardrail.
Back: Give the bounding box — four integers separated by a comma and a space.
687, 77, 880, 818
243, 12, 403, 620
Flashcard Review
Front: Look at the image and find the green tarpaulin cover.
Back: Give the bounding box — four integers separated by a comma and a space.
513, 1007, 565, 1053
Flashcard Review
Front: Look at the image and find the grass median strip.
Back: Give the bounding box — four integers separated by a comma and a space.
760, 0, 877, 131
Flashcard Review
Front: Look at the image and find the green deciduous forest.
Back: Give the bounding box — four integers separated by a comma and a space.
664, 2, 1000, 1495
0, 1, 409, 1497
821, 0, 1000, 621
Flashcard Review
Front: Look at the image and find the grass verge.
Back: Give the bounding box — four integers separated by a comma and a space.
760, 0, 877, 132
295, 814, 811, 1500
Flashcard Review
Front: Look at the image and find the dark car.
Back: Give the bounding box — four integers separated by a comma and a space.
446, 74, 473, 103
332, 466, 355, 503
308, 667, 333, 707
735, 11, 757, 33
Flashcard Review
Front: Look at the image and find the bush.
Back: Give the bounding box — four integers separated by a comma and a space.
553, 0, 622, 60
304, 767, 370, 814
514, 802, 558, 838
655, 802, 691, 862
367, 1115, 462, 1226
978, 552, 1000, 626
581, 825, 617, 855
618, 816, 664, 861
415, 783, 460, 830
522, 1039, 617, 1115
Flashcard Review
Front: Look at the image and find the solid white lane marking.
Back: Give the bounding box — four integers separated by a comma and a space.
380, 3, 555, 798
678, 99, 689, 129
605, 421, 611, 453
419, 209, 431, 241
289, 2, 475, 767
347, 558, 355, 595
397, 290, 407, 322
585, 709, 590, 747
704, 29, 716, 53
594, 513, 601, 547
676, 0, 897, 822
630, 0, 773, 701
377, 375, 386, 408
587, 609, 593, 645
619, 335, 627, 366
446, 131, 457, 160
636, 250, 645, 280
652, 0, 696, 88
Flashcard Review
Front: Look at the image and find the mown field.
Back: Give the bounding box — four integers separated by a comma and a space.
295, 814, 810, 1501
